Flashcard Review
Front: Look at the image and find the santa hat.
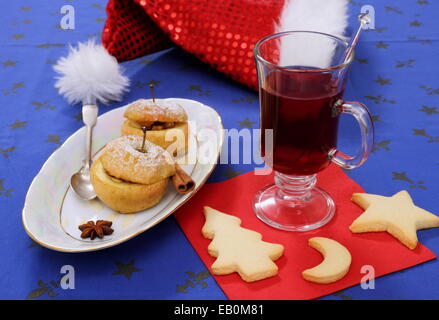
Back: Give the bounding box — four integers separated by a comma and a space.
103, 0, 349, 90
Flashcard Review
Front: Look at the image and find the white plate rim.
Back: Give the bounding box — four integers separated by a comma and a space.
22, 98, 224, 253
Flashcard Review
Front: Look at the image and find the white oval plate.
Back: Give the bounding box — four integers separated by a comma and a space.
22, 98, 223, 252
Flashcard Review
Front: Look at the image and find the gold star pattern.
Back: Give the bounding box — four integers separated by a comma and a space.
0, 147, 16, 158
374, 27, 388, 33
355, 58, 368, 64
176, 271, 210, 293
20, 6, 32, 11
231, 96, 258, 104
408, 37, 432, 45
12, 34, 24, 40
2, 60, 16, 67
376, 41, 389, 49
188, 85, 211, 96
133, 80, 161, 89
412, 128, 438, 143
384, 6, 402, 14
420, 106, 438, 115
350, 191, 439, 249
0, 179, 14, 197
392, 172, 426, 189
333, 290, 353, 300
27, 280, 59, 299
237, 118, 256, 128
112, 260, 141, 280
46, 135, 60, 145
31, 101, 56, 110
413, 128, 430, 137
372, 140, 391, 152
9, 120, 27, 129
11, 19, 31, 26
409, 21, 422, 27
374, 77, 391, 85
35, 43, 65, 49
95, 18, 105, 23
73, 112, 83, 121
188, 85, 202, 92
395, 59, 415, 68
417, 0, 429, 4
419, 85, 439, 95
3, 82, 25, 95
392, 172, 413, 184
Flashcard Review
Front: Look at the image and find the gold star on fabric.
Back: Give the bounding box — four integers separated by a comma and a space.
10, 120, 27, 129
73, 112, 82, 121
410, 20, 422, 27
420, 106, 438, 115
112, 260, 141, 280
412, 128, 430, 137
12, 34, 24, 40
350, 191, 439, 249
392, 172, 413, 183
375, 77, 391, 85
2, 60, 16, 67
46, 135, 60, 145
237, 118, 256, 128
188, 85, 202, 92
355, 58, 368, 64
376, 42, 389, 49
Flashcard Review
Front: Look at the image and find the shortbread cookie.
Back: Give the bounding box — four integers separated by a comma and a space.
302, 237, 351, 284
350, 190, 439, 249
202, 206, 284, 282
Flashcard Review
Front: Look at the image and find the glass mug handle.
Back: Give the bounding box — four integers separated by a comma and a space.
328, 101, 374, 169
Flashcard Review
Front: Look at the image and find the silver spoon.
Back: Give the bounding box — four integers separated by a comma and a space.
341, 13, 371, 64
70, 104, 98, 200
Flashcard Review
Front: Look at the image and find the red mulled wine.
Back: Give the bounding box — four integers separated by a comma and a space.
260, 71, 343, 175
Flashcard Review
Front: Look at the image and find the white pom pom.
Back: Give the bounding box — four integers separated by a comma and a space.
54, 40, 129, 105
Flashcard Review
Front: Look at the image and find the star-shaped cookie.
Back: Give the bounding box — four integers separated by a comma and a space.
350, 190, 439, 249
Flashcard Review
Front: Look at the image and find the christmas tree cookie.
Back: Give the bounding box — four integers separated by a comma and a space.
202, 206, 284, 282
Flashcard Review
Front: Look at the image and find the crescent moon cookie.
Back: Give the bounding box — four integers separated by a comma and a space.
302, 237, 352, 284
350, 190, 439, 249
90, 135, 176, 214
122, 99, 189, 156
202, 206, 284, 282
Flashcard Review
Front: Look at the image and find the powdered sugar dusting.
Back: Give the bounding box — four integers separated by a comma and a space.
126, 99, 186, 121
103, 135, 173, 170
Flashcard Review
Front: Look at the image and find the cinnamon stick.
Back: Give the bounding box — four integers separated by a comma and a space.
171, 164, 195, 194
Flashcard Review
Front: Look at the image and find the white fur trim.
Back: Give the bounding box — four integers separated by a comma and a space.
276, 0, 349, 68
54, 40, 129, 105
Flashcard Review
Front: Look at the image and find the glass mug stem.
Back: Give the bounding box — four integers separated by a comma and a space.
329, 101, 374, 169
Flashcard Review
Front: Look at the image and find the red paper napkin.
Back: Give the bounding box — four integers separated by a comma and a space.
174, 165, 436, 300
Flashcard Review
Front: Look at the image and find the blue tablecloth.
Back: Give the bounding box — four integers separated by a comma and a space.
0, 0, 438, 300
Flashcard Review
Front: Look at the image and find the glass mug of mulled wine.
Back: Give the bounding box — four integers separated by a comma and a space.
253, 31, 374, 231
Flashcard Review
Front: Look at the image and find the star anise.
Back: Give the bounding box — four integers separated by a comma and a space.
79, 220, 114, 240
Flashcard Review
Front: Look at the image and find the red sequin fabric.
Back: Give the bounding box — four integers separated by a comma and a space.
103, 0, 285, 90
